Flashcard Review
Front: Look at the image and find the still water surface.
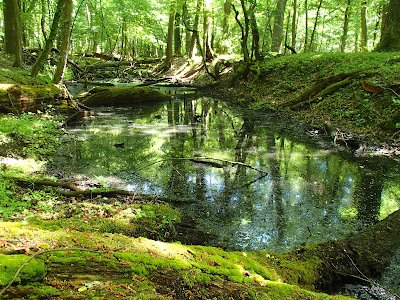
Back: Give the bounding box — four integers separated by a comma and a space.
58, 96, 400, 252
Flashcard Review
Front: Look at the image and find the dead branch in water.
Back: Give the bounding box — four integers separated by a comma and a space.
136, 157, 269, 175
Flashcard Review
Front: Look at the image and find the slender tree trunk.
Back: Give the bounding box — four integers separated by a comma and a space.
283, 11, 290, 54
174, 10, 182, 56
360, 0, 368, 52
271, 0, 288, 52
372, 8, 381, 47
202, 6, 213, 61
376, 0, 400, 51
232, 1, 250, 63
222, 0, 232, 52
249, 0, 261, 60
309, 0, 323, 51
304, 0, 308, 52
340, 0, 351, 52
189, 0, 202, 58
41, 0, 47, 41
291, 0, 297, 50
31, 0, 65, 77
3, 0, 23, 67
182, 2, 191, 55
165, 4, 175, 68
53, 0, 73, 84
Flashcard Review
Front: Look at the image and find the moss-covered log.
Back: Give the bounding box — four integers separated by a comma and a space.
80, 86, 171, 107
0, 84, 66, 113
289, 77, 353, 109
281, 71, 359, 109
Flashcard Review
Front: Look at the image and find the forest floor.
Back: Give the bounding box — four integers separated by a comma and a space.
1, 51, 400, 299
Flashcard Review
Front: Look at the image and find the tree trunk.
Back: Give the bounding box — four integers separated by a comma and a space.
271, 0, 288, 52
41, 0, 47, 41
165, 6, 175, 68
360, 0, 368, 52
340, 0, 351, 52
249, 0, 261, 61
53, 0, 73, 84
222, 0, 232, 52
309, 0, 323, 51
202, 6, 213, 61
375, 0, 400, 51
3, 0, 23, 67
188, 0, 202, 59
31, 0, 65, 77
174, 10, 182, 56
231, 1, 250, 63
182, 2, 191, 55
304, 0, 308, 52
291, 0, 297, 51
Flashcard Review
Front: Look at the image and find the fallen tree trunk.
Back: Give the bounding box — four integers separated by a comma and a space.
281, 71, 360, 109
80, 86, 171, 107
58, 188, 191, 203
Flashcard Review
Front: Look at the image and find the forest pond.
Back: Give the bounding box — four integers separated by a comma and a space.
56, 92, 400, 253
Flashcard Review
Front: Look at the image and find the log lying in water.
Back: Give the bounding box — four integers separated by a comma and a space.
80, 86, 171, 107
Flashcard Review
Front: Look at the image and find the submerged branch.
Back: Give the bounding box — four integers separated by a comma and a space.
136, 157, 269, 175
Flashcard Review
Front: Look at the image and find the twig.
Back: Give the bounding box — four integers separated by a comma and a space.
0, 247, 123, 297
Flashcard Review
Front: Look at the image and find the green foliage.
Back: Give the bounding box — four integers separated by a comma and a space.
0, 176, 29, 218
0, 113, 62, 159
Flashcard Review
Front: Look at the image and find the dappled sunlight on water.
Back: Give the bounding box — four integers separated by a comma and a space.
57, 97, 400, 252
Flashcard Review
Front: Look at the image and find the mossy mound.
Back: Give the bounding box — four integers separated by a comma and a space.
0, 255, 46, 286
80, 86, 171, 107
0, 222, 352, 299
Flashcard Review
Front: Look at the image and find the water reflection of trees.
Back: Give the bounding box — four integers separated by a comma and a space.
60, 99, 400, 252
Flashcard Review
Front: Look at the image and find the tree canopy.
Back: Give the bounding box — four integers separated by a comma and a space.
1, 0, 399, 72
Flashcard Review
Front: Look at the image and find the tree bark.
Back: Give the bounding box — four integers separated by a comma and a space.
165, 7, 175, 68
189, 0, 203, 59
222, 0, 232, 52
53, 0, 73, 84
271, 0, 288, 52
340, 0, 351, 52
360, 0, 368, 52
249, 0, 261, 61
309, 0, 323, 51
3, 0, 23, 67
375, 0, 400, 51
31, 0, 65, 77
174, 10, 182, 56
291, 0, 297, 51
232, 1, 250, 63
304, 0, 308, 52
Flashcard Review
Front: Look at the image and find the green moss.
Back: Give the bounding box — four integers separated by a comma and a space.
81, 86, 171, 107
0, 255, 46, 286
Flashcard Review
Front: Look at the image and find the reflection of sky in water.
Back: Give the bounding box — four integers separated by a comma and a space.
57, 98, 400, 252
